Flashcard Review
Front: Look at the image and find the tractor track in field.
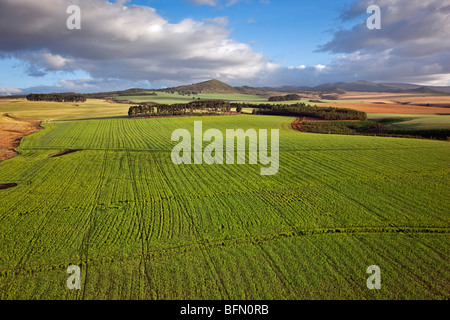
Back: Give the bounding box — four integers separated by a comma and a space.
0, 225, 448, 279
79, 208, 97, 300
153, 158, 232, 299
20, 142, 449, 154
138, 199, 158, 298
0, 156, 85, 296
79, 151, 108, 300
126, 150, 160, 299
352, 235, 445, 298
292, 154, 389, 223
256, 243, 294, 295
295, 151, 449, 223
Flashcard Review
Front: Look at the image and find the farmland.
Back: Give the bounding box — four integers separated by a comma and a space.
0, 99, 132, 121
325, 91, 450, 116
0, 107, 449, 299
368, 114, 450, 130
113, 91, 326, 106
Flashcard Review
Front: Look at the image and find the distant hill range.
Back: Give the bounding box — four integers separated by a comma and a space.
165, 79, 450, 95
3, 79, 449, 99
261, 81, 450, 94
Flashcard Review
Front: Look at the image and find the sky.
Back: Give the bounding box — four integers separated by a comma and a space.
0, 0, 449, 94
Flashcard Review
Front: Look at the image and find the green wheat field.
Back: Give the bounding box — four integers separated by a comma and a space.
0, 100, 449, 300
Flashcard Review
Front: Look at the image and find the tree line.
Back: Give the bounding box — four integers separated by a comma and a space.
26, 93, 86, 103
251, 103, 367, 121
128, 100, 232, 117
129, 100, 367, 121
268, 94, 303, 102
298, 120, 449, 141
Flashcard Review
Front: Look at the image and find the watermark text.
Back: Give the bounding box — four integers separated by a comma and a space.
171, 121, 279, 176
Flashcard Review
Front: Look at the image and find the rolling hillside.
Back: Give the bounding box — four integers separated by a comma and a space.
167, 79, 241, 94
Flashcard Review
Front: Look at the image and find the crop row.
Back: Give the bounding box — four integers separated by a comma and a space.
0, 115, 448, 299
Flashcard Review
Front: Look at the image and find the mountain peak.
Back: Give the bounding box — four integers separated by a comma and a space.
171, 79, 240, 94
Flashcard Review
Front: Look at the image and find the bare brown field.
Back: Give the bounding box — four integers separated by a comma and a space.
320, 102, 450, 115
0, 114, 42, 161
338, 91, 450, 107
318, 92, 450, 114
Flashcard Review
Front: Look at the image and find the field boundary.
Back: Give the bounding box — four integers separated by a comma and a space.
291, 117, 450, 141
130, 112, 240, 119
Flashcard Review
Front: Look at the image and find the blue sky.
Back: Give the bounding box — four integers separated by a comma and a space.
134, 0, 354, 66
0, 0, 448, 94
